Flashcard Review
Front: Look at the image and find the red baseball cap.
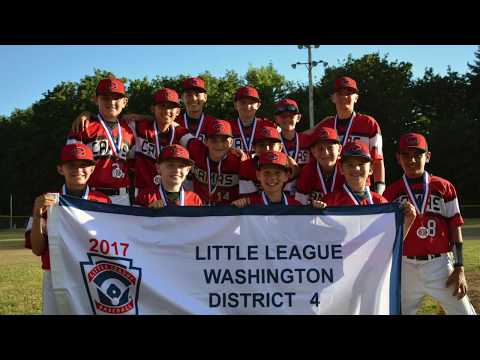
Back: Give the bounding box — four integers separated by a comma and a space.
153, 88, 180, 106
253, 125, 281, 144
206, 119, 233, 138
234, 86, 260, 102
96, 77, 126, 96
182, 77, 206, 93
157, 144, 194, 165
274, 98, 300, 115
398, 133, 428, 153
333, 76, 358, 93
59, 144, 95, 165
309, 127, 340, 147
340, 141, 372, 161
258, 151, 290, 171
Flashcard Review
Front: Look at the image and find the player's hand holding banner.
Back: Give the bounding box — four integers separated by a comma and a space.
47, 196, 404, 315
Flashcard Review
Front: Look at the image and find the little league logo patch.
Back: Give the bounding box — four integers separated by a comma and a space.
80, 253, 142, 315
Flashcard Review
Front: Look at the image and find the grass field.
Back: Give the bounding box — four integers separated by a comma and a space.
1, 220, 479, 315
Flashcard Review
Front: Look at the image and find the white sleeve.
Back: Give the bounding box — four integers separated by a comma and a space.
295, 192, 310, 205
240, 180, 258, 195
180, 133, 195, 149
370, 132, 383, 156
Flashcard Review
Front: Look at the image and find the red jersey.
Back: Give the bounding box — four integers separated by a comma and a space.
319, 113, 383, 161
183, 138, 242, 205
239, 157, 261, 195
228, 117, 276, 154
131, 119, 190, 189
279, 131, 311, 195
295, 161, 345, 205
323, 187, 387, 206
175, 112, 217, 144
67, 116, 135, 189
135, 187, 203, 207
383, 174, 464, 257
248, 192, 302, 206
25, 188, 111, 270
280, 131, 311, 166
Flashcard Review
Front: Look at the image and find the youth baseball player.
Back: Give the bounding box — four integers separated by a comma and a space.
383, 133, 477, 315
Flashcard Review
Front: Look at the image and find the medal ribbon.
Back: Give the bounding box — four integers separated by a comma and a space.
316, 161, 338, 195
334, 111, 356, 147
154, 122, 175, 157
98, 113, 122, 158
261, 191, 288, 205
61, 185, 89, 199
158, 183, 184, 207
402, 171, 430, 215
281, 132, 299, 162
343, 183, 373, 205
237, 117, 257, 152
206, 156, 223, 205
184, 113, 205, 139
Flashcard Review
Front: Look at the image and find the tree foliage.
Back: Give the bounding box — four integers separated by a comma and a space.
2, 51, 480, 216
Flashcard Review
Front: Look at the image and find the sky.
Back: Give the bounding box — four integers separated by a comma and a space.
0, 45, 478, 117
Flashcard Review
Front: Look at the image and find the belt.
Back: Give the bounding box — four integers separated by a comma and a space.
406, 254, 442, 261
93, 187, 127, 196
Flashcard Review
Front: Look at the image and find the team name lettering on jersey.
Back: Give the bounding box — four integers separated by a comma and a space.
393, 194, 444, 216
91, 139, 129, 159
191, 166, 239, 187
136, 136, 156, 159
296, 149, 310, 164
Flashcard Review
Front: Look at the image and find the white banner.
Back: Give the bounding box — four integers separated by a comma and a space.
48, 196, 403, 315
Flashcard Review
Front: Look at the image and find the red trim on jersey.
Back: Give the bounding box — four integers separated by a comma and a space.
135, 187, 203, 207
67, 116, 135, 188
24, 190, 111, 270
383, 175, 464, 256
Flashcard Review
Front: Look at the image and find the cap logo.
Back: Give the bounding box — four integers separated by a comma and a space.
406, 136, 419, 146
318, 128, 329, 138
266, 152, 279, 161
260, 128, 271, 137
341, 79, 349, 86
72, 146, 86, 158
109, 82, 118, 91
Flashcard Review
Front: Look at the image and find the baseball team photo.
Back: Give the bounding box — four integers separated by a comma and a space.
0, 45, 479, 315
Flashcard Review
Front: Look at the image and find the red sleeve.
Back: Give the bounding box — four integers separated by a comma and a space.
322, 192, 336, 206
191, 193, 204, 206
295, 165, 312, 195
382, 184, 396, 202
186, 138, 206, 162
288, 197, 303, 206
135, 189, 158, 207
